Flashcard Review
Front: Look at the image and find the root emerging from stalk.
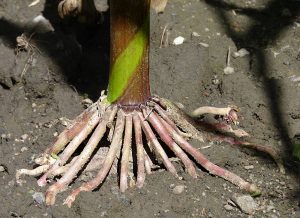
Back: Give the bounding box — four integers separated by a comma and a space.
16, 94, 283, 207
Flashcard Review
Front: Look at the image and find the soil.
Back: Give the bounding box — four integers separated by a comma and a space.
0, 0, 300, 217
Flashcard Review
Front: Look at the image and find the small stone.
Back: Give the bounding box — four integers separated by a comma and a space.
21, 147, 28, 152
233, 48, 250, 58
21, 134, 29, 140
32, 192, 45, 204
100, 211, 108, 217
172, 185, 185, 194
224, 66, 235, 75
212, 75, 220, 85
199, 42, 209, 48
0, 165, 5, 172
192, 32, 200, 37
224, 204, 234, 211
244, 165, 254, 170
173, 36, 185, 45
231, 194, 258, 214
32, 103, 37, 108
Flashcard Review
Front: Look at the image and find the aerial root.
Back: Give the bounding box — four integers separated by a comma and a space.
45, 103, 98, 157
63, 110, 125, 207
45, 106, 117, 205
37, 111, 101, 187
120, 115, 133, 192
133, 114, 146, 188
138, 111, 178, 177
143, 108, 198, 178
16, 95, 284, 207
153, 96, 283, 172
157, 113, 259, 194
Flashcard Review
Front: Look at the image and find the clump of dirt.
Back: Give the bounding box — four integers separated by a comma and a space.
0, 0, 299, 217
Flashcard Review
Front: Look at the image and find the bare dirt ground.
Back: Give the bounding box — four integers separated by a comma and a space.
0, 0, 300, 217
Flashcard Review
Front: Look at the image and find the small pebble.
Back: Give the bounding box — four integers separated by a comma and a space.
21, 134, 29, 140
224, 204, 234, 211
21, 147, 28, 152
224, 66, 235, 75
173, 36, 185, 45
233, 48, 250, 58
212, 75, 220, 85
199, 42, 209, 48
32, 192, 45, 204
244, 165, 254, 170
0, 165, 5, 172
173, 185, 185, 194
231, 194, 258, 214
192, 32, 200, 37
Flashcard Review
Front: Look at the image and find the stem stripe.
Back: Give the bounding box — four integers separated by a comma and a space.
107, 20, 148, 103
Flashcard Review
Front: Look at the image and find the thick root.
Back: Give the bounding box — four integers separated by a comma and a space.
16, 94, 283, 207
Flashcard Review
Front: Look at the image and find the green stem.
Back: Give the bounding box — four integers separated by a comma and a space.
107, 0, 150, 105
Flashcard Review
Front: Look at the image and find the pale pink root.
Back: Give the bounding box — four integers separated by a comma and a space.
137, 112, 178, 177
143, 109, 197, 178
45, 107, 117, 205
199, 121, 284, 173
151, 103, 181, 133
220, 137, 285, 174
191, 106, 238, 124
16, 165, 50, 183
151, 97, 204, 142
63, 110, 125, 208
133, 113, 146, 188
238, 142, 284, 174
45, 103, 97, 155
144, 150, 153, 174
22, 147, 110, 184
37, 111, 100, 187
159, 116, 260, 194
120, 115, 133, 192
197, 119, 249, 138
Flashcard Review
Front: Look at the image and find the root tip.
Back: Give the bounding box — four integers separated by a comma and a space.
249, 184, 261, 196
37, 177, 47, 187
63, 196, 76, 208
45, 191, 57, 206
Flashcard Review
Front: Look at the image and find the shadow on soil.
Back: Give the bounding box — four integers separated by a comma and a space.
0, 0, 110, 100
204, 0, 300, 197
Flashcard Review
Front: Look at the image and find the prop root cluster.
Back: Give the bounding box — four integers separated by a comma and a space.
16, 95, 283, 207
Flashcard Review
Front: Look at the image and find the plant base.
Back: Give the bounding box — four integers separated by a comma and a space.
16, 92, 283, 207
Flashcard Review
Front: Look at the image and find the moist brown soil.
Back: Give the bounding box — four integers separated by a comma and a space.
0, 0, 300, 217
